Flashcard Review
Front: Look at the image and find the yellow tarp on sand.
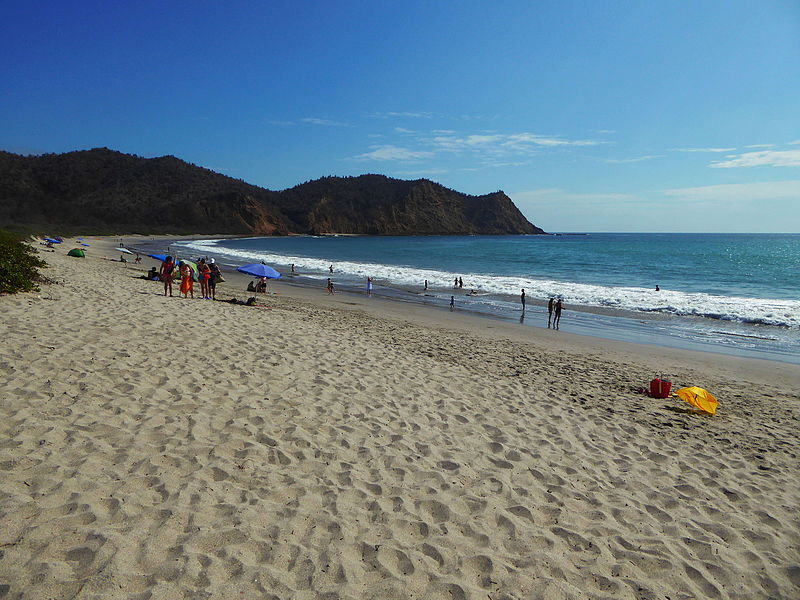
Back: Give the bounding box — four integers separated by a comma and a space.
675, 386, 719, 415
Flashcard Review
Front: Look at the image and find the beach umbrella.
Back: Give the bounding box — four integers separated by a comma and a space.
67, 248, 85, 258
116, 247, 134, 254
237, 264, 282, 279
80, 243, 90, 247
148, 253, 170, 262
675, 386, 719, 415
45, 238, 62, 244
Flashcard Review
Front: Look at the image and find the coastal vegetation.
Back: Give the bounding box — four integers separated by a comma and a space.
0, 229, 47, 294
0, 148, 543, 236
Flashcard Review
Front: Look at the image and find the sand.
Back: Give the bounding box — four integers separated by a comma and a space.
1, 237, 798, 600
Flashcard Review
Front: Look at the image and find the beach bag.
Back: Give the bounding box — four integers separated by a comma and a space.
650, 376, 672, 399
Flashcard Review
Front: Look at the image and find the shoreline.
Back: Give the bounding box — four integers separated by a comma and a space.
132, 234, 800, 366
115, 234, 798, 387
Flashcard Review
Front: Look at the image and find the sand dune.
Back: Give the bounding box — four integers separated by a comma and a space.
1, 238, 798, 599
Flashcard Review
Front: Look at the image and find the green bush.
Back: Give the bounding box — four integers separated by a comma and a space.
0, 229, 48, 294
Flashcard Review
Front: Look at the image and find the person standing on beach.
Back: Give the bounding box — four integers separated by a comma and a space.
450, 296, 455, 311
547, 297, 555, 328
554, 299, 563, 329
208, 258, 221, 300
198, 259, 211, 299
459, 277, 463, 289
160, 256, 176, 297
179, 261, 194, 299
326, 278, 334, 294
454, 277, 458, 288
329, 264, 334, 274
520, 289, 526, 312
424, 279, 428, 291
367, 277, 373, 296
291, 263, 295, 274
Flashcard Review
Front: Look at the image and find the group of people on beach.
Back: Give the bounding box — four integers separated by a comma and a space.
519, 288, 563, 329
158, 256, 222, 300
150, 253, 568, 328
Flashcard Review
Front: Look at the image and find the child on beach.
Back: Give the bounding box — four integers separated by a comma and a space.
450, 296, 455, 311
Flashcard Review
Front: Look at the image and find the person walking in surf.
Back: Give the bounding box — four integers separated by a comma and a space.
554, 298, 563, 329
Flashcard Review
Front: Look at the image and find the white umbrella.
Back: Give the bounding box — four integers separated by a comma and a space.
115, 247, 134, 254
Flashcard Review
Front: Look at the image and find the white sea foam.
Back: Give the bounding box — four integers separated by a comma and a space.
179, 239, 800, 329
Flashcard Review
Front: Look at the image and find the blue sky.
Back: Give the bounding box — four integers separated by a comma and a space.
2, 1, 799, 232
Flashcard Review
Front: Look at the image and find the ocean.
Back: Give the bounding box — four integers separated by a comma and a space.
168, 233, 800, 364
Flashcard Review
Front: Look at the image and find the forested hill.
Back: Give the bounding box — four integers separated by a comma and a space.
0, 148, 545, 235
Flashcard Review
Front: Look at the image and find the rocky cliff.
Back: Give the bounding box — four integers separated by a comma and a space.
0, 148, 545, 235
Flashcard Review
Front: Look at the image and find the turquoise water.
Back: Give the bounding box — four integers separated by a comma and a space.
172, 233, 800, 363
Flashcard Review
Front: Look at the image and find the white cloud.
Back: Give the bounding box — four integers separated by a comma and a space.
482, 161, 531, 168
353, 128, 604, 167
661, 180, 800, 201
505, 133, 601, 147
674, 147, 737, 153
393, 168, 448, 177
353, 145, 434, 161
429, 132, 602, 154
743, 143, 775, 149
371, 111, 434, 119
788, 140, 800, 145
301, 117, 349, 126
266, 120, 294, 126
709, 149, 800, 168
602, 155, 662, 163
592, 129, 616, 135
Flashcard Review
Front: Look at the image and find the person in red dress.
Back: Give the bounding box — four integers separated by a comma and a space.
160, 256, 175, 297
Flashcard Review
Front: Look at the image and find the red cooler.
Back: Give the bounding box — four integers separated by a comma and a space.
650, 378, 672, 399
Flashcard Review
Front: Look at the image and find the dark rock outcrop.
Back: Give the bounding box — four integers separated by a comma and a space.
0, 148, 544, 235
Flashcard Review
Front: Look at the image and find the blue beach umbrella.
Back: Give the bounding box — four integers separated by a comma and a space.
80, 243, 90, 247
148, 253, 170, 262
237, 263, 282, 279
44, 238, 62, 244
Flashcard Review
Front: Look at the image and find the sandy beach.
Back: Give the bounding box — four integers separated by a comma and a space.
1, 237, 798, 599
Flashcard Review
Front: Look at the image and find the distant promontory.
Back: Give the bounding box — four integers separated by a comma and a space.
0, 148, 545, 236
